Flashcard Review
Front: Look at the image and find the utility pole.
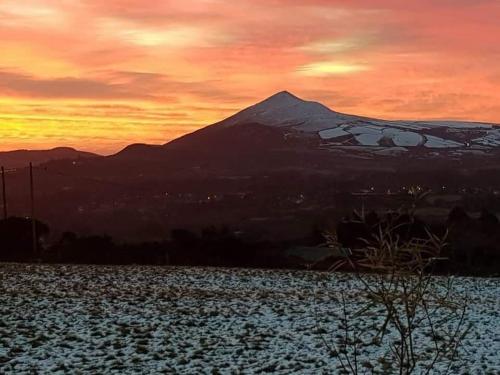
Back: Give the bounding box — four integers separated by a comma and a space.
1, 166, 7, 220
30, 162, 38, 257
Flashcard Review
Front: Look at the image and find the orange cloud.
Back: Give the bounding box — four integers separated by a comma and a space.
0, 0, 499, 153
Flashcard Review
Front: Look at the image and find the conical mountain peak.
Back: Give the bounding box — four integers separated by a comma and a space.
264, 90, 303, 103
217, 90, 355, 131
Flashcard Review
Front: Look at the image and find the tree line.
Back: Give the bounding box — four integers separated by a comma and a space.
0, 206, 498, 275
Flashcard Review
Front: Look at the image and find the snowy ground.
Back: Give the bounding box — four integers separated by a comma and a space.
0, 264, 498, 374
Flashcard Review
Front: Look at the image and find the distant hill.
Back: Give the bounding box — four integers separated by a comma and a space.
0, 147, 98, 169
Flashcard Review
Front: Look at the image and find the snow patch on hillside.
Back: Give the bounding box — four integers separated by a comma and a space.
424, 135, 463, 148
319, 126, 350, 139
416, 121, 494, 130
472, 129, 500, 147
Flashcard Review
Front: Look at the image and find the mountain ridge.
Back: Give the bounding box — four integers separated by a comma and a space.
153, 91, 500, 160
0, 147, 99, 169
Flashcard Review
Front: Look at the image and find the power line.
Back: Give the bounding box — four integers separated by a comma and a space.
34, 165, 137, 189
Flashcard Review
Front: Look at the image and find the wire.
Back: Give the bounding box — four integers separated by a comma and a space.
33, 164, 141, 189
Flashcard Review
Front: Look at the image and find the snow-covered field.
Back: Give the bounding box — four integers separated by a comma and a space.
0, 264, 498, 374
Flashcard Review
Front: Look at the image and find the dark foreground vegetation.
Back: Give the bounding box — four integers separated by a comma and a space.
0, 206, 498, 276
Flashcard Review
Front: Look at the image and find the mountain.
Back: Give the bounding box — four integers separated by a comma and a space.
3, 92, 500, 242
118, 90, 500, 180
165, 91, 500, 156
0, 147, 98, 169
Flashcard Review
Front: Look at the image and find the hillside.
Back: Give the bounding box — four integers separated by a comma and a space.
0, 147, 98, 169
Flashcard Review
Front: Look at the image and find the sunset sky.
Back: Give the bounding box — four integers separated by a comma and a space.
1, 0, 499, 154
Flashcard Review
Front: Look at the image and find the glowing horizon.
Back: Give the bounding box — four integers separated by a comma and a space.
1, 0, 500, 154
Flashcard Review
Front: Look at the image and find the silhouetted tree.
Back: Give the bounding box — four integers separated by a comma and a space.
51, 232, 115, 264
447, 206, 470, 225
0, 217, 49, 261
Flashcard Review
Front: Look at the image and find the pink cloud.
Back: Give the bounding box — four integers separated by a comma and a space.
0, 0, 499, 153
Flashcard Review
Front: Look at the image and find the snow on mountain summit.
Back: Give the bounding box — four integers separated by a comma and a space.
218, 91, 363, 132
257, 91, 304, 108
